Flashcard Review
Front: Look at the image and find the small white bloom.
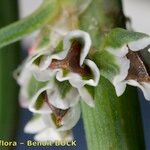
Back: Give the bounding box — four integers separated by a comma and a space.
42, 102, 81, 131
34, 128, 73, 142
26, 30, 100, 106
29, 82, 80, 113
24, 115, 73, 142
28, 82, 81, 130
103, 28, 150, 100
26, 50, 56, 82
29, 100, 81, 130
27, 30, 100, 88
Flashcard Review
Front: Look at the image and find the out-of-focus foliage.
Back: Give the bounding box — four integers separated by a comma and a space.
0, 0, 20, 150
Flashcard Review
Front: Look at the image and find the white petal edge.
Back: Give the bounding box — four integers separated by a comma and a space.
47, 86, 80, 109
19, 87, 30, 108
112, 57, 130, 96
128, 37, 150, 51
56, 71, 84, 88
106, 37, 150, 57
78, 87, 95, 107
42, 104, 81, 131
84, 59, 100, 86
56, 59, 100, 88
127, 80, 150, 101
28, 65, 54, 82
15, 67, 32, 108
26, 50, 56, 81
63, 30, 92, 66
107, 45, 128, 58
42, 114, 57, 129
24, 115, 46, 134
34, 128, 73, 142
29, 85, 53, 114
58, 103, 81, 131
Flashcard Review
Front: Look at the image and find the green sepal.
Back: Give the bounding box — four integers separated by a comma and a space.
55, 79, 72, 99
27, 76, 48, 99
91, 50, 120, 81
102, 28, 149, 49
34, 91, 45, 110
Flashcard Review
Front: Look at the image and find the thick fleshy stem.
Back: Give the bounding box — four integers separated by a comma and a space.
79, 0, 145, 149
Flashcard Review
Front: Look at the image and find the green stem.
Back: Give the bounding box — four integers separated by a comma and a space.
79, 0, 145, 149
0, 0, 59, 49
0, 0, 20, 149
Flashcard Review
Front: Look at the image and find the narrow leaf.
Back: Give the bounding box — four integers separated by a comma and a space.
0, 0, 59, 49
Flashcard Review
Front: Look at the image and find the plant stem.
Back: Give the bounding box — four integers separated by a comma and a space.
79, 0, 145, 149
0, 0, 20, 149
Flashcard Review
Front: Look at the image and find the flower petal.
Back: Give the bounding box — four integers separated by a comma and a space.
29, 85, 53, 114
56, 71, 84, 87
34, 128, 73, 142
15, 65, 32, 108
104, 28, 150, 57
112, 57, 130, 96
24, 115, 46, 134
128, 37, 150, 51
26, 50, 56, 81
63, 30, 92, 66
84, 59, 100, 86
78, 86, 95, 107
47, 84, 80, 109
58, 103, 81, 131
56, 59, 100, 88
19, 87, 30, 108
127, 80, 150, 100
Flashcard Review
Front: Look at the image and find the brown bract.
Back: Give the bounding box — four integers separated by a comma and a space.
126, 46, 150, 82
49, 40, 91, 76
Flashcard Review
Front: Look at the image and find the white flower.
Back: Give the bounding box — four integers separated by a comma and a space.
27, 30, 100, 88
26, 30, 100, 106
24, 115, 73, 142
28, 84, 81, 130
29, 82, 80, 112
103, 28, 150, 100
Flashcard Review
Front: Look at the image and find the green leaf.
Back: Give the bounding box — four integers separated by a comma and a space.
81, 77, 145, 150
0, 0, 60, 49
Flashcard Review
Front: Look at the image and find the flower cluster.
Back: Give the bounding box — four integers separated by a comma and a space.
16, 28, 150, 142
16, 30, 100, 141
